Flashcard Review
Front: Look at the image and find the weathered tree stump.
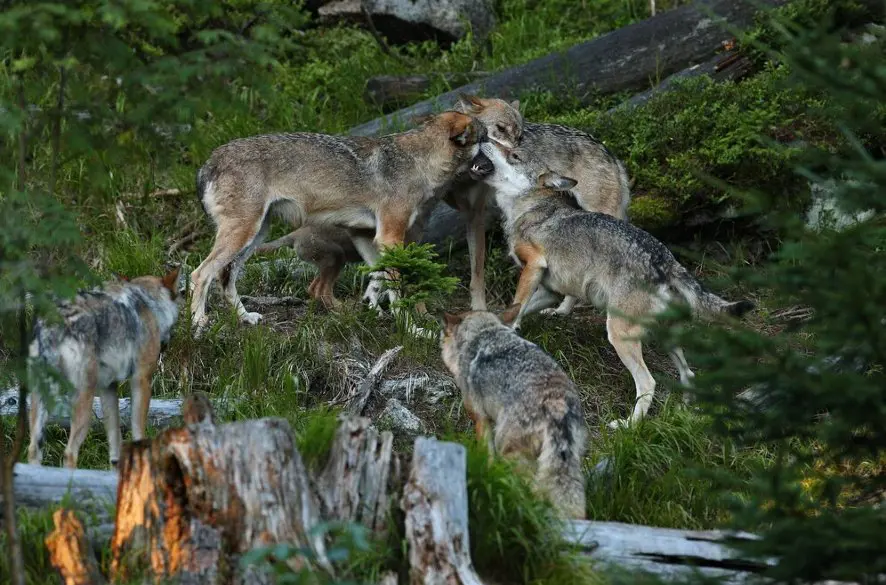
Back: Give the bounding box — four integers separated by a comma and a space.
45, 509, 107, 585
110, 417, 328, 585
315, 416, 398, 534
401, 437, 484, 585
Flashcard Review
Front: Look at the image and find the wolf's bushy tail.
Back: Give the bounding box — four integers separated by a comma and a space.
671, 266, 755, 318
196, 165, 210, 216
536, 413, 587, 519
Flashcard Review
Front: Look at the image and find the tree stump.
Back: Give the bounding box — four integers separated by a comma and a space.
110, 417, 328, 585
45, 509, 107, 585
401, 437, 484, 585
315, 416, 398, 534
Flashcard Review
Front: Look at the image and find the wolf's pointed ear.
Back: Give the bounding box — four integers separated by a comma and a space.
540, 172, 578, 191
499, 303, 522, 326
442, 311, 465, 334
510, 99, 520, 112
457, 93, 485, 113
162, 266, 181, 298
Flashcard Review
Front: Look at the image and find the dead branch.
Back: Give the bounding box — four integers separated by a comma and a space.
348, 346, 403, 416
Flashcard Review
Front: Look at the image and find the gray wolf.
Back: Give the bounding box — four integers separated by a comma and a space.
27, 267, 182, 468
473, 141, 754, 428
451, 95, 632, 314
440, 307, 588, 519
189, 111, 486, 332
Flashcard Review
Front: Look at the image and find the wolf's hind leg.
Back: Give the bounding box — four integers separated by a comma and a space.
191, 213, 269, 332
606, 313, 656, 429
63, 374, 97, 469
100, 385, 122, 467
220, 214, 271, 325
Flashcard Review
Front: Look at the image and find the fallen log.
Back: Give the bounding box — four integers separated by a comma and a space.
314, 416, 398, 534
348, 345, 403, 416
401, 437, 484, 585
45, 509, 107, 585
110, 416, 329, 584
349, 0, 789, 137
10, 463, 118, 516
563, 519, 774, 582
0, 388, 184, 431
365, 72, 490, 110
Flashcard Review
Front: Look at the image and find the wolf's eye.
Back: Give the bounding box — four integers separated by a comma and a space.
508, 151, 522, 164
496, 123, 507, 133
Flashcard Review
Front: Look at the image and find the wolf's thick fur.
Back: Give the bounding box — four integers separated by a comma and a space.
476, 141, 754, 428
190, 111, 485, 331
441, 309, 588, 519
452, 96, 632, 313
28, 268, 181, 468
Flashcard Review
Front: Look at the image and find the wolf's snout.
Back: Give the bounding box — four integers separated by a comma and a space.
469, 152, 494, 180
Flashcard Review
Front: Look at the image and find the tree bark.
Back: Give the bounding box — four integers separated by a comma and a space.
348, 0, 789, 137
45, 509, 107, 585
401, 437, 484, 585
110, 417, 328, 585
315, 416, 399, 534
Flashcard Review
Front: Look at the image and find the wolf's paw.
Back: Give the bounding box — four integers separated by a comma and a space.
540, 307, 570, 317
240, 311, 263, 325
607, 418, 632, 430
192, 315, 210, 338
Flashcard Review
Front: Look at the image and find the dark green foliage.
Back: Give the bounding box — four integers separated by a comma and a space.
653, 10, 886, 584
363, 243, 460, 311
462, 438, 600, 585
554, 67, 834, 230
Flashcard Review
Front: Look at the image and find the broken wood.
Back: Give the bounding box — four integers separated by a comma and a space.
0, 388, 184, 431
348, 346, 403, 416
401, 437, 484, 585
349, 0, 790, 137
45, 509, 107, 585
365, 72, 490, 110
241, 295, 304, 308
562, 519, 773, 582
10, 463, 118, 515
315, 416, 398, 534
110, 417, 329, 584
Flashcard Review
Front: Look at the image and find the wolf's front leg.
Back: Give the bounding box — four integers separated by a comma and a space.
28, 392, 48, 465
510, 244, 548, 331
350, 233, 386, 312
130, 367, 155, 442
542, 295, 579, 317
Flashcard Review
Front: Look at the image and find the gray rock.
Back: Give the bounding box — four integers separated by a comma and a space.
381, 373, 457, 405
319, 0, 495, 46
805, 179, 875, 232
379, 398, 424, 435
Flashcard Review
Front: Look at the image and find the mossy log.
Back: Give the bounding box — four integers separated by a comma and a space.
348, 0, 789, 137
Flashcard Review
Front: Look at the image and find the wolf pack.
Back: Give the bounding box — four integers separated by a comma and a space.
26, 95, 754, 520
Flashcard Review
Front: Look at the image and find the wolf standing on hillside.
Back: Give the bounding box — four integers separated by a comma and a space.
471, 142, 754, 428
27, 268, 182, 469
451, 95, 632, 314
189, 112, 485, 332
441, 307, 589, 519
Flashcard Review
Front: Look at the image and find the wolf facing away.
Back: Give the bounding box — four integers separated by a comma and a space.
28, 268, 182, 469
472, 142, 754, 428
189, 111, 485, 332
440, 307, 589, 519
451, 95, 632, 315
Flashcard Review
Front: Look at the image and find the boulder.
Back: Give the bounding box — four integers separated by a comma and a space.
318, 0, 495, 46
379, 398, 425, 435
